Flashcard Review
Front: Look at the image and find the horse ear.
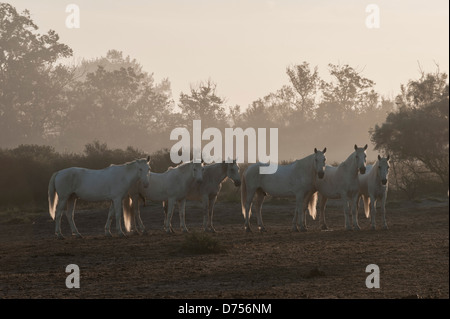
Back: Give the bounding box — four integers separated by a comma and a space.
364, 144, 368, 150
387, 154, 390, 161
314, 148, 318, 153
147, 155, 150, 162
354, 144, 358, 150
378, 155, 381, 160
323, 147, 327, 153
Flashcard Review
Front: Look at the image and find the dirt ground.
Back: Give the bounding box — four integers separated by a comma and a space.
0, 198, 448, 299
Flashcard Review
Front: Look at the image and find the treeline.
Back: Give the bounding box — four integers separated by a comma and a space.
1, 3, 449, 203
1, 3, 393, 160
0, 141, 174, 208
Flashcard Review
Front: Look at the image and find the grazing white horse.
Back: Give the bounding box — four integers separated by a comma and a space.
241, 148, 327, 232
163, 160, 241, 233
48, 157, 150, 238
357, 155, 390, 230
316, 144, 368, 230
123, 161, 204, 234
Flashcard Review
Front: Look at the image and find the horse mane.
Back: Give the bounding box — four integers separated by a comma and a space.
339, 151, 356, 169
165, 161, 195, 173
294, 153, 315, 170
109, 158, 148, 168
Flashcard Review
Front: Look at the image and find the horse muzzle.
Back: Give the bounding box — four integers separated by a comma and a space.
318, 171, 325, 179
359, 167, 366, 174
381, 179, 387, 185
234, 180, 241, 187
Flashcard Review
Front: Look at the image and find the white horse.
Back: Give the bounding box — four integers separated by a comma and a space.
241, 148, 327, 232
357, 155, 390, 230
123, 161, 204, 234
48, 157, 150, 239
163, 160, 241, 233
316, 144, 367, 231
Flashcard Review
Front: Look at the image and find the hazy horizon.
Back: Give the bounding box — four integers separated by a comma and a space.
8, 0, 449, 109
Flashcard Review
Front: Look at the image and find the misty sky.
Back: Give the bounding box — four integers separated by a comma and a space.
9, 0, 450, 109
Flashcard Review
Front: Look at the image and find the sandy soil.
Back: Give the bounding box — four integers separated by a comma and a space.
0, 199, 448, 299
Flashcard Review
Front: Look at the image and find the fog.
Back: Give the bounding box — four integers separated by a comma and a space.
1, 1, 448, 164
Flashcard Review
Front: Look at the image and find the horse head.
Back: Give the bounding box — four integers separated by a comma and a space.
137, 157, 151, 188
377, 154, 390, 185
192, 160, 204, 184
354, 144, 368, 174
314, 147, 327, 179
227, 159, 241, 186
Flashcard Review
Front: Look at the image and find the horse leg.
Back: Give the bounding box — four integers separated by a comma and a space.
65, 195, 82, 238
343, 197, 352, 231
206, 195, 218, 233
244, 189, 256, 233
134, 196, 146, 234
163, 201, 168, 231
369, 195, 377, 230
303, 193, 313, 231
351, 194, 361, 230
178, 199, 189, 233
318, 194, 329, 230
104, 202, 114, 237
201, 195, 209, 232
113, 198, 126, 237
296, 193, 307, 232
165, 199, 175, 233
381, 194, 388, 230
254, 190, 266, 232
55, 197, 68, 239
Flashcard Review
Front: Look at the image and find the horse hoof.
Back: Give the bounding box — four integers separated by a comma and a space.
354, 226, 361, 231
182, 228, 189, 233
382, 225, 389, 230
105, 232, 112, 237
245, 226, 252, 233
292, 226, 299, 232
258, 226, 267, 232
320, 224, 328, 231
370, 226, 376, 231
74, 233, 83, 238
299, 227, 308, 232
55, 233, 65, 240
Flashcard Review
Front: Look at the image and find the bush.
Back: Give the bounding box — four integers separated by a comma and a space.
0, 142, 152, 210
180, 232, 225, 254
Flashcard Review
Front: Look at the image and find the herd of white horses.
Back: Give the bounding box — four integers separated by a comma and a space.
48, 144, 390, 239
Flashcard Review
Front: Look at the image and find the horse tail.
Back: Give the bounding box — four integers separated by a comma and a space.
362, 195, 370, 218
241, 172, 249, 217
122, 195, 133, 232
308, 192, 318, 220
48, 172, 58, 220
